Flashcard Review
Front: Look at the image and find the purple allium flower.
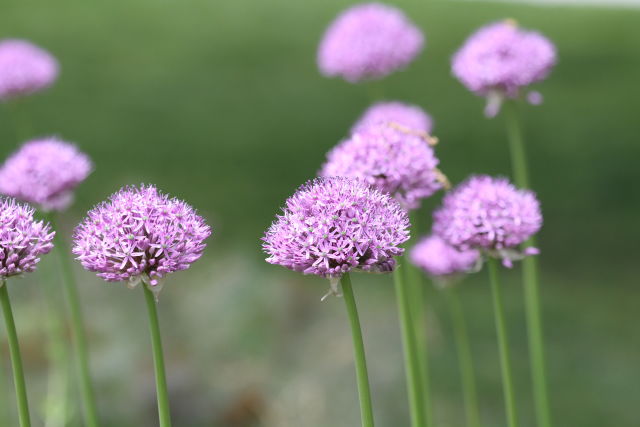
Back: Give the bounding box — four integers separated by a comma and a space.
317, 3, 424, 82
433, 175, 541, 267
410, 234, 479, 278
352, 101, 433, 134
262, 177, 409, 295
0, 138, 93, 212
452, 20, 556, 117
73, 185, 211, 298
320, 123, 446, 210
0, 39, 59, 101
0, 198, 54, 281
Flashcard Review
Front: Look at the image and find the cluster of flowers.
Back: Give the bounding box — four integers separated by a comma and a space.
0, 41, 211, 294
264, 3, 552, 291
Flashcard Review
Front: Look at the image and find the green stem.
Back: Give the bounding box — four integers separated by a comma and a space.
0, 283, 31, 427
394, 264, 426, 427
406, 264, 432, 426
503, 101, 552, 427
340, 273, 375, 427
407, 211, 433, 427
143, 285, 172, 427
51, 217, 100, 427
444, 285, 481, 427
487, 258, 518, 427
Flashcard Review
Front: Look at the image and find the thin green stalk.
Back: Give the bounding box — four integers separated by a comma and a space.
407, 211, 433, 426
0, 283, 31, 427
393, 264, 426, 427
487, 258, 518, 427
503, 101, 552, 427
340, 273, 375, 427
50, 217, 100, 427
406, 263, 432, 426
444, 285, 481, 427
143, 285, 172, 427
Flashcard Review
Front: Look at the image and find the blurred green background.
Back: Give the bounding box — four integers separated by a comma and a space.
1, 0, 639, 426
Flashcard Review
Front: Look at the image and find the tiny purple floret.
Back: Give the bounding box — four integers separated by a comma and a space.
0, 198, 54, 281
318, 3, 424, 82
0, 138, 93, 212
321, 123, 446, 210
352, 101, 433, 134
262, 177, 409, 284
433, 175, 542, 267
0, 39, 59, 101
73, 185, 211, 296
410, 234, 479, 278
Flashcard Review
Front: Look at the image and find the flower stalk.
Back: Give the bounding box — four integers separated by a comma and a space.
444, 285, 481, 427
503, 100, 552, 427
0, 282, 31, 427
487, 258, 518, 427
143, 284, 172, 427
340, 273, 375, 427
394, 263, 426, 427
51, 216, 100, 427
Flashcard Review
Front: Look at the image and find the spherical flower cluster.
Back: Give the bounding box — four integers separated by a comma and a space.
0, 198, 54, 281
433, 175, 541, 267
352, 101, 433, 134
317, 3, 424, 82
262, 177, 409, 292
320, 123, 446, 210
0, 138, 93, 212
410, 234, 479, 278
452, 20, 556, 116
0, 39, 59, 101
73, 185, 211, 297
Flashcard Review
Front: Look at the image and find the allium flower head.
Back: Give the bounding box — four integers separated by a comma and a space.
0, 198, 54, 281
0, 138, 93, 212
320, 123, 446, 210
452, 20, 556, 117
318, 3, 424, 82
262, 177, 409, 296
352, 101, 433, 134
0, 39, 59, 101
410, 234, 479, 278
73, 185, 211, 298
433, 175, 541, 267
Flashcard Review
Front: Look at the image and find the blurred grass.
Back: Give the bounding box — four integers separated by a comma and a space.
1, 0, 639, 426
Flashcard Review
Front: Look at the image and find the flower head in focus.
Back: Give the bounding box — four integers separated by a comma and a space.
433, 175, 541, 267
262, 177, 409, 298
0, 138, 93, 212
410, 234, 479, 281
352, 101, 433, 134
0, 198, 54, 281
318, 3, 424, 82
452, 20, 556, 117
73, 185, 211, 299
0, 39, 59, 101
320, 123, 447, 210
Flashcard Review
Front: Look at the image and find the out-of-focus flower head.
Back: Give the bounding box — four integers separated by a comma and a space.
0, 198, 54, 281
452, 20, 556, 117
433, 175, 541, 267
410, 234, 479, 279
320, 123, 447, 210
0, 138, 93, 212
318, 3, 424, 82
73, 185, 211, 299
0, 39, 59, 101
262, 177, 409, 298
352, 101, 433, 134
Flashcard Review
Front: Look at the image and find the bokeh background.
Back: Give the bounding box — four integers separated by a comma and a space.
1, 0, 639, 426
